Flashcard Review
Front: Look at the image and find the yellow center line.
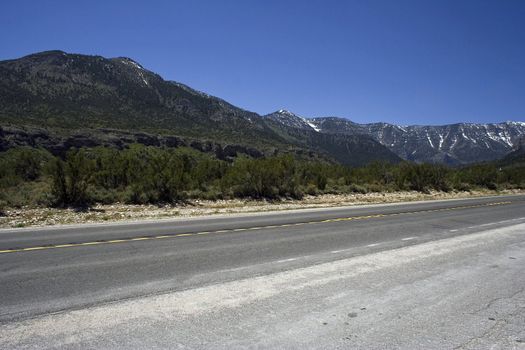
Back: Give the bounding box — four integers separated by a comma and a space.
0, 201, 513, 255
22, 246, 48, 251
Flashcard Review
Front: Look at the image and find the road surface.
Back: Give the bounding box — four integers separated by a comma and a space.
0, 195, 524, 349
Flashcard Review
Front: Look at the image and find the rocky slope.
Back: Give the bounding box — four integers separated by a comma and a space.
267, 110, 525, 164
1, 50, 522, 166
262, 110, 400, 165
0, 50, 276, 147
307, 117, 525, 165
0, 51, 400, 166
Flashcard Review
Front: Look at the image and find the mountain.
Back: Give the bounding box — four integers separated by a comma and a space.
265, 109, 320, 131
498, 137, 525, 167
2, 50, 521, 166
262, 110, 400, 165
0, 51, 399, 166
0, 50, 280, 148
265, 110, 525, 165
308, 118, 525, 165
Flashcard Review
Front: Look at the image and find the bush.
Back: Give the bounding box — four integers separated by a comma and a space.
1, 144, 523, 208
304, 183, 318, 196
365, 183, 386, 193
454, 182, 472, 192
348, 183, 368, 194
47, 149, 93, 207
0, 147, 52, 187
222, 155, 302, 199
0, 199, 7, 216
89, 186, 120, 204
48, 158, 68, 206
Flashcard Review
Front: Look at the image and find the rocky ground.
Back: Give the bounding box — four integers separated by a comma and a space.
0, 189, 523, 229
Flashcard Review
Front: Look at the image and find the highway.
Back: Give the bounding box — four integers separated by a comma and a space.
0, 194, 524, 349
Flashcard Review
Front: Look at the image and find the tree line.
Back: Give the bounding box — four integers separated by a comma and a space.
0, 144, 523, 209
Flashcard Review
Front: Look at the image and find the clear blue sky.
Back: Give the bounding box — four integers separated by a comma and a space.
1, 0, 524, 125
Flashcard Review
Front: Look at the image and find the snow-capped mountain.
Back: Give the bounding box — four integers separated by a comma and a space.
0, 51, 400, 166
2, 51, 523, 166
262, 110, 401, 165
264, 110, 320, 132
309, 117, 525, 164
264, 109, 525, 164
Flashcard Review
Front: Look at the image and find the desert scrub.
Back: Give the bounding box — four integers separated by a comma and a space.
1, 144, 525, 210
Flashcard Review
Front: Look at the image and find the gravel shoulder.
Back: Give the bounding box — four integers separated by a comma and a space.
1, 189, 523, 229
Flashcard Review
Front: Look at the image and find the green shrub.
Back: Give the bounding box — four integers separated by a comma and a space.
0, 199, 7, 216
304, 183, 319, 196
348, 183, 368, 194
1, 144, 523, 207
47, 149, 93, 207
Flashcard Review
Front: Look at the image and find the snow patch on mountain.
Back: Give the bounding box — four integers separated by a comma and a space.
305, 120, 320, 132
304, 117, 525, 164
264, 108, 525, 164
266, 110, 320, 132
120, 58, 149, 86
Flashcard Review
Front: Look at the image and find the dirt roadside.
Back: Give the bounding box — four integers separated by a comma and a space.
1, 189, 523, 229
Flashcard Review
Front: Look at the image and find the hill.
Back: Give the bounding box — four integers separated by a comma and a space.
0, 51, 399, 166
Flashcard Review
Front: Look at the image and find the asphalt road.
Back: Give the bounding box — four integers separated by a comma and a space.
1, 195, 524, 349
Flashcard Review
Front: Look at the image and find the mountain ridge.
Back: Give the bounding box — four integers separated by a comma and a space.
264, 109, 524, 165
0, 50, 400, 166
1, 50, 524, 165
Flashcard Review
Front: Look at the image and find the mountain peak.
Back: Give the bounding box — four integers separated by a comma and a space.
277, 109, 296, 115
505, 121, 525, 127
13, 50, 71, 64
312, 116, 525, 164
114, 57, 145, 70
25, 50, 67, 58
266, 110, 320, 132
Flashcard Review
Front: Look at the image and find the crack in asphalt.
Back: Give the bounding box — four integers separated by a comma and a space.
455, 289, 525, 349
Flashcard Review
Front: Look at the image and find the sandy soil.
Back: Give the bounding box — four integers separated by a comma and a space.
0, 189, 523, 229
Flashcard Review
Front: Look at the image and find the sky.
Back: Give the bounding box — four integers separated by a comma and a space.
1, 0, 524, 125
